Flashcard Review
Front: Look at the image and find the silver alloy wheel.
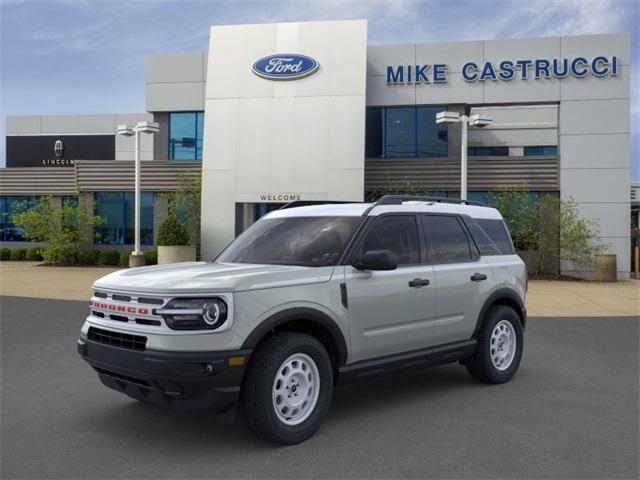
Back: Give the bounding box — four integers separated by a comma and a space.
490, 320, 517, 371
272, 353, 320, 426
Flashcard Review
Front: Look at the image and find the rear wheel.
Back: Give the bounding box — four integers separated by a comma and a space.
466, 305, 523, 384
241, 332, 333, 445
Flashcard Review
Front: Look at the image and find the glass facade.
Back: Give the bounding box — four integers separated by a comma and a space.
468, 146, 509, 156
94, 192, 154, 245
365, 106, 448, 158
0, 196, 38, 241
524, 146, 558, 156
169, 112, 204, 160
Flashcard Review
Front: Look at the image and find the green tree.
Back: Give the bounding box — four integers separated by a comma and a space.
11, 197, 103, 265
487, 188, 604, 277
164, 173, 201, 246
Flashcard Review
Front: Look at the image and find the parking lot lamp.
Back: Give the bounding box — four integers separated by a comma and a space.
116, 121, 159, 267
436, 111, 493, 200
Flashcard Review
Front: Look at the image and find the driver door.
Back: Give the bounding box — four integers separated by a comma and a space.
343, 214, 436, 363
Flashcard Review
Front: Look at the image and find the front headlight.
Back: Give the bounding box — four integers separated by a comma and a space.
155, 298, 228, 330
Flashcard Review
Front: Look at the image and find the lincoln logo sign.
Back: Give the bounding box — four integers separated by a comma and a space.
252, 54, 319, 80
54, 139, 64, 158
386, 55, 620, 84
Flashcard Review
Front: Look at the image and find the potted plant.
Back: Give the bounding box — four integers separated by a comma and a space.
157, 214, 196, 264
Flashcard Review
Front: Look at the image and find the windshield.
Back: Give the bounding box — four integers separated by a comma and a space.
217, 216, 362, 267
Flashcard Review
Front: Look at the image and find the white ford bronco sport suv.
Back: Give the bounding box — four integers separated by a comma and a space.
78, 195, 526, 444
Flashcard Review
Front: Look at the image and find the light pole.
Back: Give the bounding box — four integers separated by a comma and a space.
436, 111, 493, 200
116, 121, 159, 267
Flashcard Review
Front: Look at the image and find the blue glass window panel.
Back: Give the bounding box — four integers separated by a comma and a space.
425, 191, 449, 198
468, 191, 489, 204
1, 196, 38, 241
169, 112, 203, 160
95, 193, 124, 245
365, 108, 384, 158
385, 107, 416, 157
524, 146, 558, 156
468, 146, 509, 156
124, 192, 154, 245
95, 192, 154, 245
417, 107, 448, 157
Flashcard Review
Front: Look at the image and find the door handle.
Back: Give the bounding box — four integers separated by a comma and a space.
470, 273, 488, 282
409, 278, 430, 288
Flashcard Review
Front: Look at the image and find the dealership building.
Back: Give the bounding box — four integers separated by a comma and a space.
0, 20, 632, 277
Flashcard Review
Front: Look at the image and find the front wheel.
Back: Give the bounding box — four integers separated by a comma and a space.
466, 305, 523, 384
241, 332, 333, 445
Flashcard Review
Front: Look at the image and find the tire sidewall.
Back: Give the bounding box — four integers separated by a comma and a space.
257, 335, 333, 443
478, 306, 523, 383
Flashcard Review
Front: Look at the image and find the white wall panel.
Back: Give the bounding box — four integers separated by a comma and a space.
41, 115, 79, 134
145, 82, 205, 112
6, 116, 42, 134
575, 203, 630, 238
560, 168, 629, 203
560, 99, 629, 135
560, 134, 629, 169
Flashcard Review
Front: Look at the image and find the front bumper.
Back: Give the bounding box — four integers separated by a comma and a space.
77, 337, 251, 420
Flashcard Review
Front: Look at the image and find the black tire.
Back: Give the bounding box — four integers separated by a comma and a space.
241, 332, 333, 445
466, 305, 523, 384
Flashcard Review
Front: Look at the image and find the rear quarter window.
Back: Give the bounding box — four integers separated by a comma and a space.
475, 219, 515, 255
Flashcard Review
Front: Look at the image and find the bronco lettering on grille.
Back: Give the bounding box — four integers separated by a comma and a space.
91, 301, 149, 315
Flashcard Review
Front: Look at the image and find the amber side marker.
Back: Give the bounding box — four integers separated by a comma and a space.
228, 356, 246, 366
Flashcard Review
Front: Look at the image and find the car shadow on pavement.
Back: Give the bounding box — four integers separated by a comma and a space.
78, 363, 479, 450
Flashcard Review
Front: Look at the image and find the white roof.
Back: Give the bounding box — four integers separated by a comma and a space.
264, 201, 503, 220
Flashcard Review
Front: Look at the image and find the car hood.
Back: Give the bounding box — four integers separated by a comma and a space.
93, 262, 335, 294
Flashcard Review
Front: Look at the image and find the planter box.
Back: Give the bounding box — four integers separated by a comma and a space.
158, 245, 196, 265
594, 254, 617, 282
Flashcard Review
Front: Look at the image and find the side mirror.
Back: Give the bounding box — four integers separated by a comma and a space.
354, 249, 398, 271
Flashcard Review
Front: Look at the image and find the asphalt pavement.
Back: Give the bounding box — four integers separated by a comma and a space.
1, 296, 638, 479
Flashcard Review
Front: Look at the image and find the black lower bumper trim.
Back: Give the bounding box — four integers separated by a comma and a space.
78, 337, 251, 420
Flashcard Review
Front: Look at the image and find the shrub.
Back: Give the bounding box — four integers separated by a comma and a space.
10, 248, 27, 261
157, 214, 190, 246
11, 196, 103, 265
26, 247, 43, 261
0, 248, 11, 261
144, 249, 158, 265
79, 249, 101, 266
98, 250, 120, 266
119, 250, 130, 267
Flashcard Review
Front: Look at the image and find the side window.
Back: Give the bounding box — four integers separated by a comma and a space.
359, 215, 420, 265
422, 215, 472, 264
464, 218, 501, 256
476, 219, 515, 254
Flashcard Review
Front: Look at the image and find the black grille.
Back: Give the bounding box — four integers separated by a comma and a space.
137, 297, 164, 305
88, 327, 147, 351
112, 294, 132, 302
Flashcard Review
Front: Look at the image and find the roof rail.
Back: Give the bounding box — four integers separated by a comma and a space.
279, 200, 361, 210
374, 195, 486, 207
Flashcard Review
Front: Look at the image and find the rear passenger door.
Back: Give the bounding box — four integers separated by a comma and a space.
422, 215, 491, 346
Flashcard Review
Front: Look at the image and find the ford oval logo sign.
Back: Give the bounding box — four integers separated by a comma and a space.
252, 54, 319, 80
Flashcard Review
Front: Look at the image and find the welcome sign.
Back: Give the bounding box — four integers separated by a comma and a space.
386, 55, 620, 84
